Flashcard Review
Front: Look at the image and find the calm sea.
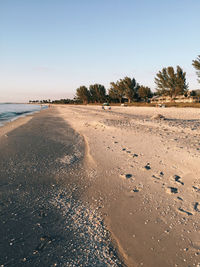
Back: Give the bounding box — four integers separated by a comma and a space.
0, 103, 47, 126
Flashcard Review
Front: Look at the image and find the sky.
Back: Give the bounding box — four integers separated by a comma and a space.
0, 0, 200, 102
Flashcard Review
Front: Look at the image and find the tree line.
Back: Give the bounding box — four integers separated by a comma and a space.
29, 55, 200, 104
75, 55, 200, 104
29, 99, 80, 104
75, 78, 152, 104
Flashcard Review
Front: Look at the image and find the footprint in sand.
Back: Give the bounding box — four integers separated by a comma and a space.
120, 173, 133, 179
131, 187, 140, 193
178, 208, 193, 216
152, 172, 164, 180
177, 196, 183, 201
166, 187, 178, 194
192, 186, 200, 193
144, 163, 151, 170
152, 175, 160, 180
173, 175, 184, 185
194, 202, 200, 212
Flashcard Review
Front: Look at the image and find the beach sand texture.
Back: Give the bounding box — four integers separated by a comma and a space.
57, 105, 200, 267
0, 109, 123, 267
0, 105, 200, 266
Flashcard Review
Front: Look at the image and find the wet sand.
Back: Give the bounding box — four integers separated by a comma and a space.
0, 109, 124, 266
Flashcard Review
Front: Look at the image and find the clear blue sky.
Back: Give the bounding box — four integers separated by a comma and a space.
0, 0, 200, 102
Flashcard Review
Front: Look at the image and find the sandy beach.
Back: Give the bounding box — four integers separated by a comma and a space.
0, 109, 123, 266
0, 105, 200, 266
56, 105, 200, 267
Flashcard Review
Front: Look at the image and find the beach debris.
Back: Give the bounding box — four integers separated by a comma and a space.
151, 114, 165, 120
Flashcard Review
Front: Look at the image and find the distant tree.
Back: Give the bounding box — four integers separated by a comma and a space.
190, 90, 196, 96
192, 55, 200, 83
138, 86, 152, 100
195, 89, 200, 96
76, 86, 90, 104
155, 66, 188, 98
121, 77, 139, 103
89, 84, 106, 103
51, 98, 79, 104
105, 94, 117, 103
109, 80, 124, 103
109, 76, 139, 103
190, 89, 200, 97
176, 66, 189, 95
108, 86, 120, 102
41, 99, 51, 103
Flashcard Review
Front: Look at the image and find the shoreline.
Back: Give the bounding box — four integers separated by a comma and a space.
0, 103, 47, 132
0, 108, 124, 266
0, 115, 34, 138
1, 105, 200, 266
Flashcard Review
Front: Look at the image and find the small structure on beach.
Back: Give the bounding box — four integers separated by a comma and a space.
151, 94, 200, 104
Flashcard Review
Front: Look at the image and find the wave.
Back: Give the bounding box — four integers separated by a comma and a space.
0, 110, 36, 120
0, 104, 47, 126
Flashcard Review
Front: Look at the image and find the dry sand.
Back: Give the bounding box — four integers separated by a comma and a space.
56, 105, 200, 267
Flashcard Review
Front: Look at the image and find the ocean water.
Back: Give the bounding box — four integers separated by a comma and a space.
0, 103, 47, 126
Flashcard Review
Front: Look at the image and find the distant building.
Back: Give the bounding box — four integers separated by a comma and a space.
151, 94, 200, 104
